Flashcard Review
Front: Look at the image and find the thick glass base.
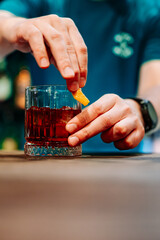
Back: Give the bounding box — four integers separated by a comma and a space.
24, 141, 82, 158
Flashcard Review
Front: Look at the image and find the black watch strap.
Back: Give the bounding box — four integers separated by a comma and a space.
129, 98, 158, 133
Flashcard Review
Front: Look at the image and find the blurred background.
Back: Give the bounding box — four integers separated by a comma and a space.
0, 0, 30, 151
0, 51, 31, 151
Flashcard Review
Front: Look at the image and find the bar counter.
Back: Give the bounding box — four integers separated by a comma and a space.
0, 150, 160, 240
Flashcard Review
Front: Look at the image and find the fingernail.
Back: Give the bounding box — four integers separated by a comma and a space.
63, 67, 75, 77
66, 123, 77, 133
68, 136, 79, 146
79, 77, 86, 88
40, 58, 49, 68
69, 81, 79, 91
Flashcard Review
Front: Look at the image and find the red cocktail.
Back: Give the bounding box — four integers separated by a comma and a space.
25, 106, 80, 147
24, 85, 82, 157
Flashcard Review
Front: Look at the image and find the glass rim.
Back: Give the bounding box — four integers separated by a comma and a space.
25, 84, 68, 89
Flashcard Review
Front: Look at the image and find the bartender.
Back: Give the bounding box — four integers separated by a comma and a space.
0, 0, 160, 153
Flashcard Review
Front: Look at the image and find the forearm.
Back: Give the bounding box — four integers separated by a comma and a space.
0, 11, 25, 57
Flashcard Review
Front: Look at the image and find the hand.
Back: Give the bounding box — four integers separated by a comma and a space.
1, 14, 87, 91
66, 94, 145, 150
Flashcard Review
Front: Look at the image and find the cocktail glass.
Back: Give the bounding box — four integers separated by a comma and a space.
24, 85, 82, 158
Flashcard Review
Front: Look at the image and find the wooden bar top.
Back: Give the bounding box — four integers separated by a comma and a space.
0, 150, 160, 240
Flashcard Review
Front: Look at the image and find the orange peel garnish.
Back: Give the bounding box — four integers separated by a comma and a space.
72, 88, 90, 106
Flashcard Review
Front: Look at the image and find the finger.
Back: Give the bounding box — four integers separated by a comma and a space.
114, 129, 144, 150
45, 45, 58, 68
49, 16, 81, 90
65, 18, 88, 88
50, 56, 57, 68
101, 116, 137, 143
19, 24, 50, 68
37, 23, 78, 90
66, 94, 116, 133
14, 39, 31, 53
67, 104, 127, 146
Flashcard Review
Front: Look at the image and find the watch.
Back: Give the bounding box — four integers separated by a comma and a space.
129, 98, 158, 134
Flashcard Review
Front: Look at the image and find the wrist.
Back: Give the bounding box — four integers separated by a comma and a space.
0, 15, 26, 57
127, 98, 158, 134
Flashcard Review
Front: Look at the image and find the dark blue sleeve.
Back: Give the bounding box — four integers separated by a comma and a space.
0, 0, 68, 18
0, 0, 43, 18
141, 17, 160, 65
